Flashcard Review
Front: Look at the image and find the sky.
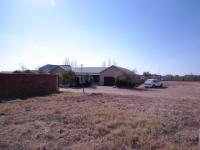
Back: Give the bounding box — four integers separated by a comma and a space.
0, 0, 200, 75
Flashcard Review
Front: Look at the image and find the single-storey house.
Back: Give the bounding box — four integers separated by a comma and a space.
39, 64, 137, 86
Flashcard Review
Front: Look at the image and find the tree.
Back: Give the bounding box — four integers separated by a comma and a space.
13, 70, 21, 73
107, 59, 111, 67
112, 60, 117, 66
64, 58, 78, 67
101, 59, 118, 67
19, 64, 27, 71
115, 73, 137, 88
143, 72, 151, 77
101, 61, 106, 67
62, 71, 76, 87
64, 58, 70, 65
132, 68, 137, 74
83, 74, 93, 87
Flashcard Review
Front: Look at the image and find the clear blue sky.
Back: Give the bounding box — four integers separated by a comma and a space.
0, 0, 200, 75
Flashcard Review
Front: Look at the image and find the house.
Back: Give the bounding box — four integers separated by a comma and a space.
100, 65, 135, 86
39, 64, 71, 74
39, 64, 138, 86
72, 67, 107, 83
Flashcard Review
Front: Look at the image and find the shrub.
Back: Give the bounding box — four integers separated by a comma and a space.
115, 74, 136, 88
83, 74, 93, 87
13, 70, 21, 73
92, 124, 110, 136
13, 70, 33, 74
61, 71, 76, 87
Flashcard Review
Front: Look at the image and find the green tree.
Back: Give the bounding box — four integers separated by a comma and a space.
115, 73, 137, 88
62, 71, 76, 87
83, 74, 93, 87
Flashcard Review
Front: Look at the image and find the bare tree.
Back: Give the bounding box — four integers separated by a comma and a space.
71, 60, 78, 68
102, 59, 118, 67
64, 58, 78, 67
101, 61, 106, 67
73, 60, 78, 68
19, 64, 27, 71
143, 72, 151, 77
108, 59, 111, 67
64, 58, 70, 65
112, 60, 117, 66
132, 68, 138, 74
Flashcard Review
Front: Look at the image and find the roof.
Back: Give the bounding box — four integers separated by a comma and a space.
39, 64, 71, 73
56, 65, 71, 71
72, 67, 107, 75
100, 65, 134, 75
115, 66, 134, 75
0, 71, 13, 74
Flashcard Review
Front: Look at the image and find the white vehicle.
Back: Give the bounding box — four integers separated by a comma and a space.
144, 79, 163, 88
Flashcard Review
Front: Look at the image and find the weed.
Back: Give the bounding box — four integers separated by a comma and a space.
54, 110, 62, 114
69, 115, 91, 126
96, 107, 122, 121
54, 113, 91, 126
108, 127, 140, 148
92, 124, 110, 136
135, 119, 177, 135
164, 144, 178, 150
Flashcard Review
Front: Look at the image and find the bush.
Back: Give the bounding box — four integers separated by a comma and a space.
115, 74, 136, 88
61, 71, 76, 87
83, 74, 93, 87
13, 70, 33, 74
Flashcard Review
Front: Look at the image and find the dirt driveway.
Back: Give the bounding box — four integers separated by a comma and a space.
60, 81, 200, 99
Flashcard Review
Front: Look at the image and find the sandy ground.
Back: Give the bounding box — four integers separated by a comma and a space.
60, 81, 200, 98
0, 81, 200, 150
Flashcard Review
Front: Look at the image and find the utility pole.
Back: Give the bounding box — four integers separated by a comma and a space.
81, 64, 85, 94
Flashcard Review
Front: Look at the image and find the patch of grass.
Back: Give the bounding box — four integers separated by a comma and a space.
135, 119, 177, 135
164, 144, 178, 150
105, 118, 127, 129
136, 119, 166, 134
54, 110, 62, 114
54, 113, 91, 126
0, 106, 11, 114
96, 107, 122, 121
92, 124, 110, 137
68, 115, 91, 126
108, 127, 140, 148
0, 103, 24, 114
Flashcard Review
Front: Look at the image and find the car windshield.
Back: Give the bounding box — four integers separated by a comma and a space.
146, 79, 156, 82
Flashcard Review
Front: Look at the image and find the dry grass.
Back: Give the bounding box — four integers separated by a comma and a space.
0, 82, 200, 150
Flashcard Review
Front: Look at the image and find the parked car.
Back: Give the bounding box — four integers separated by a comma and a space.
144, 79, 163, 88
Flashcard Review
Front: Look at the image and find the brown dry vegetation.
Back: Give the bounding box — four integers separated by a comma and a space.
0, 82, 200, 150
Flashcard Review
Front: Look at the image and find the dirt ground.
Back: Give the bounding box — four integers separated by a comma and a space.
61, 81, 200, 98
0, 81, 200, 150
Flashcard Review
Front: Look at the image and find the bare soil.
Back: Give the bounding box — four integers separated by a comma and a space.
0, 82, 200, 150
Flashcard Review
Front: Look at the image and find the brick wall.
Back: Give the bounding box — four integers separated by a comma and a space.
0, 74, 58, 98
